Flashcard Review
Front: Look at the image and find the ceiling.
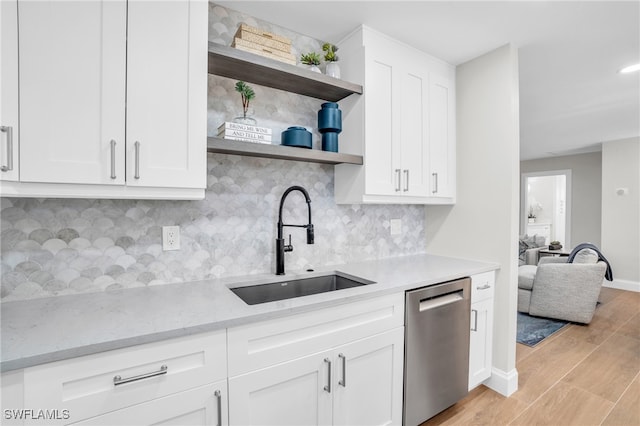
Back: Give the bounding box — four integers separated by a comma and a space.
218, 1, 640, 160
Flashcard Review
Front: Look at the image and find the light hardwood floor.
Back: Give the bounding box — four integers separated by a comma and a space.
423, 287, 640, 426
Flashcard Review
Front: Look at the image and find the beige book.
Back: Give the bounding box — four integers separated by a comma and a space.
232, 38, 296, 62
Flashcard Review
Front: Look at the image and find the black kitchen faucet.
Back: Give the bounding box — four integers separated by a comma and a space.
276, 185, 314, 275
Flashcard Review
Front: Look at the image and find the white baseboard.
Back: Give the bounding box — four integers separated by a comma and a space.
603, 279, 640, 292
484, 367, 518, 397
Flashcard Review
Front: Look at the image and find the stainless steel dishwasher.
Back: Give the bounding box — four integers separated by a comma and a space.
403, 277, 471, 425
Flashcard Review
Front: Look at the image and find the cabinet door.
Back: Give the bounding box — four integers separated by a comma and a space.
228, 351, 333, 426
399, 64, 429, 196
469, 298, 494, 390
126, 0, 206, 189
71, 382, 227, 426
18, 0, 127, 185
1, 0, 19, 182
363, 50, 401, 196
428, 73, 455, 198
333, 328, 404, 426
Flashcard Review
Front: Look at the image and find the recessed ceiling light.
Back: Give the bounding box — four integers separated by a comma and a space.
620, 63, 640, 73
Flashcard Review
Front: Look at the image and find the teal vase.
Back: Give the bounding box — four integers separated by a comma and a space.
317, 102, 342, 152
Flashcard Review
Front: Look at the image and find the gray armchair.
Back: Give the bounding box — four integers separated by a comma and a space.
518, 255, 607, 324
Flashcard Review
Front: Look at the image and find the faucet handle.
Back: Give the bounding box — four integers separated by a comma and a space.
306, 224, 314, 244
284, 234, 293, 252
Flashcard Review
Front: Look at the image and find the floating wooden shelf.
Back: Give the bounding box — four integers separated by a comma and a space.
207, 137, 363, 165
208, 43, 363, 102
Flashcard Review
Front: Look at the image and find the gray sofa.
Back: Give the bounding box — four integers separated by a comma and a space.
518, 250, 607, 324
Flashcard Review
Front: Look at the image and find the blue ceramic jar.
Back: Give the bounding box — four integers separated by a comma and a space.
281, 126, 312, 149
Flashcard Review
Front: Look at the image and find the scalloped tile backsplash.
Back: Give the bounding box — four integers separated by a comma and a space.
0, 3, 426, 301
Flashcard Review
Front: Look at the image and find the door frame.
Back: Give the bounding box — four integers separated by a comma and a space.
520, 169, 572, 248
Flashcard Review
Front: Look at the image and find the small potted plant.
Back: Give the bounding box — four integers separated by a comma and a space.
300, 52, 321, 73
549, 240, 563, 250
527, 206, 536, 223
322, 43, 340, 78
234, 81, 256, 125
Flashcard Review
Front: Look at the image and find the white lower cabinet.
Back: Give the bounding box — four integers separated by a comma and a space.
19, 330, 227, 426
71, 381, 227, 426
228, 349, 333, 426
332, 329, 404, 426
468, 271, 495, 390
229, 328, 404, 426
228, 293, 405, 426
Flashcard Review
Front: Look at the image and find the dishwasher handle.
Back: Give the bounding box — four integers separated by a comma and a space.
419, 291, 463, 312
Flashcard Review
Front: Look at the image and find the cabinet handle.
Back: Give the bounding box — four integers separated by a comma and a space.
113, 364, 167, 386
324, 357, 332, 393
477, 284, 491, 290
403, 169, 409, 192
432, 172, 438, 194
471, 309, 478, 332
110, 140, 117, 179
0, 126, 14, 172
395, 169, 401, 192
134, 141, 141, 179
214, 390, 222, 426
338, 353, 346, 387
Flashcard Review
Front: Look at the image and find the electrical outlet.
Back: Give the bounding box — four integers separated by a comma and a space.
162, 226, 180, 251
390, 219, 402, 235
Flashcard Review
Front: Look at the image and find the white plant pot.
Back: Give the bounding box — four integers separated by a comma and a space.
325, 62, 341, 78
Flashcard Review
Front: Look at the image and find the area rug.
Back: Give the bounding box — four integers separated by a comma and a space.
516, 312, 569, 347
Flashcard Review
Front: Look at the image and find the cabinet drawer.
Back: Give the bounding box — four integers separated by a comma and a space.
69, 382, 227, 426
23, 330, 226, 424
471, 271, 495, 303
228, 293, 404, 376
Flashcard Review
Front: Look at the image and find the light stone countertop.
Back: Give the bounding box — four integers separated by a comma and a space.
1, 253, 499, 372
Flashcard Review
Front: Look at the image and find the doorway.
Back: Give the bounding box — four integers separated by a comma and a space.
521, 170, 572, 247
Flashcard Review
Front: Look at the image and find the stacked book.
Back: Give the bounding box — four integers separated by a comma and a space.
217, 122, 272, 144
231, 23, 296, 65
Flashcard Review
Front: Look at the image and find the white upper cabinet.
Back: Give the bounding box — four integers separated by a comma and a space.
17, 0, 127, 186
126, 0, 206, 190
0, 0, 207, 199
335, 26, 456, 204
428, 73, 456, 199
0, 0, 20, 182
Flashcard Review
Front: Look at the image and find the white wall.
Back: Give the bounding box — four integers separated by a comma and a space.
601, 137, 640, 290
521, 152, 601, 247
425, 44, 520, 396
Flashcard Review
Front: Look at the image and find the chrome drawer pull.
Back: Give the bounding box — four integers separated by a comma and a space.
471, 309, 478, 331
324, 358, 332, 393
214, 390, 222, 426
1, 126, 14, 172
113, 364, 167, 386
403, 169, 409, 192
476, 284, 491, 290
432, 172, 438, 194
338, 353, 346, 387
395, 169, 401, 192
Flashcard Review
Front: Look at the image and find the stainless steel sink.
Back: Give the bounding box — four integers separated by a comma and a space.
230, 273, 375, 305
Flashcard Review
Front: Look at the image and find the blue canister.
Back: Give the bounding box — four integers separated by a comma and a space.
281, 126, 312, 149
318, 102, 342, 152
